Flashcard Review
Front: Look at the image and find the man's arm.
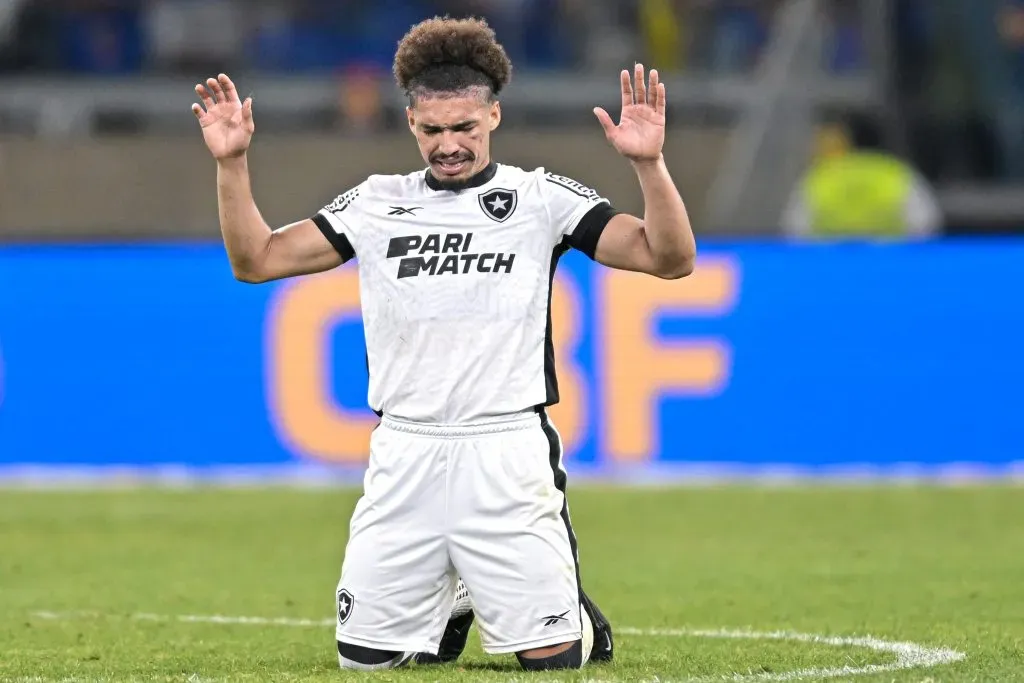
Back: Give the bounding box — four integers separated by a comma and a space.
193, 73, 343, 283
590, 65, 696, 279
590, 156, 695, 279
217, 156, 342, 283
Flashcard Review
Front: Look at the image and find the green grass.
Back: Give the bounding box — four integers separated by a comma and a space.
1, 485, 1022, 682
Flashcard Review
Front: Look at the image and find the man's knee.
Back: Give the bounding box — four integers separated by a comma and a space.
516, 639, 583, 671
337, 641, 413, 670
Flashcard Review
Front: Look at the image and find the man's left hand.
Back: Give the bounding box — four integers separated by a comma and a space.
594, 64, 666, 164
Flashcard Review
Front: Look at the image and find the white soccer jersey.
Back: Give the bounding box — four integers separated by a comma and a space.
312, 162, 619, 424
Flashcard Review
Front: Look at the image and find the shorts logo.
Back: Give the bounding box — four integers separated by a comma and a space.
541, 610, 570, 627
337, 589, 355, 625
478, 188, 517, 223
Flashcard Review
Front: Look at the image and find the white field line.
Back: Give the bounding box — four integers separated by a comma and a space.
31, 611, 333, 628
26, 611, 966, 682
3, 678, 219, 683
617, 627, 965, 682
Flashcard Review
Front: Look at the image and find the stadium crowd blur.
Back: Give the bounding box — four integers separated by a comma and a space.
0, 0, 860, 76
2, 1, 1021, 173
1, 0, 1023, 238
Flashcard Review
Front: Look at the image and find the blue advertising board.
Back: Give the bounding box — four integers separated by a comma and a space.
0, 240, 1021, 482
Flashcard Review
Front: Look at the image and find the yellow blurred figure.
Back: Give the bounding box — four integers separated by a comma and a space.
781, 122, 943, 239
640, 0, 683, 72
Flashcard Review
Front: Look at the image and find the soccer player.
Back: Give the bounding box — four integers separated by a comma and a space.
192, 16, 695, 672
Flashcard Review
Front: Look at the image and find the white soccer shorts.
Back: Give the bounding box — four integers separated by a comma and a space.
334, 409, 584, 655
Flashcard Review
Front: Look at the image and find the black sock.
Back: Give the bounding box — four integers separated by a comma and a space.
516, 640, 583, 671
337, 641, 407, 670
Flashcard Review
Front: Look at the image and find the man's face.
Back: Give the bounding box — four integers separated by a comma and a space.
407, 91, 500, 189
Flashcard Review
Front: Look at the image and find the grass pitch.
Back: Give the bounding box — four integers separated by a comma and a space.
1, 485, 1022, 682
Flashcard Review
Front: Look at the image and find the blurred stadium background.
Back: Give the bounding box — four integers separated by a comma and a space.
1, 0, 1023, 484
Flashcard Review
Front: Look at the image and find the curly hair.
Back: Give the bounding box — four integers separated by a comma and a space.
393, 16, 513, 103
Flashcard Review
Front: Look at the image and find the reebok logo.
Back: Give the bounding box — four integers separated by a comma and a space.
388, 206, 422, 216
387, 232, 515, 279
541, 610, 570, 627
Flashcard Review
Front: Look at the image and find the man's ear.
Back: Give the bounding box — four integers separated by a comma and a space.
489, 100, 501, 131
406, 106, 416, 134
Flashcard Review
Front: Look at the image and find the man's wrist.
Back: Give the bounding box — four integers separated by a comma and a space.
630, 154, 665, 173
217, 153, 249, 172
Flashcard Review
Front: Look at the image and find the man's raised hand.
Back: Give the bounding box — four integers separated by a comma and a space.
593, 64, 666, 164
192, 74, 254, 161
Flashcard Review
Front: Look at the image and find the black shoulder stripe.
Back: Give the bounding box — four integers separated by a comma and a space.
566, 202, 620, 260
313, 213, 355, 262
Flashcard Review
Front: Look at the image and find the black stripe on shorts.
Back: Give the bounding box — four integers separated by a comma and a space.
537, 408, 582, 600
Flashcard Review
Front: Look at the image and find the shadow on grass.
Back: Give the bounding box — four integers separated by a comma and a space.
435, 660, 521, 673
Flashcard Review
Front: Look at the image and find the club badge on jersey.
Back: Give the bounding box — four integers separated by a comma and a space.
478, 188, 518, 223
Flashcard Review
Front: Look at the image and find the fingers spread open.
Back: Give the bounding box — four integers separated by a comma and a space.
218, 74, 240, 104
648, 69, 659, 108
620, 69, 633, 109
593, 106, 615, 136
195, 83, 214, 111
195, 83, 214, 110
634, 63, 647, 108
207, 77, 226, 104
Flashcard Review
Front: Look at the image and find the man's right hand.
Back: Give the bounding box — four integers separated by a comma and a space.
192, 74, 254, 161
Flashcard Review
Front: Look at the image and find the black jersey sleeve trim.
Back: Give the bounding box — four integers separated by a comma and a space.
565, 202, 620, 260
313, 213, 355, 262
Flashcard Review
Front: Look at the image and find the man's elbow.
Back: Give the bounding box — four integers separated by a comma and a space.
233, 269, 267, 284
227, 237, 275, 284
654, 251, 696, 280
230, 259, 269, 284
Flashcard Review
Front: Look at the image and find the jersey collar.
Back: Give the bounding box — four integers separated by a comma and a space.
424, 161, 497, 192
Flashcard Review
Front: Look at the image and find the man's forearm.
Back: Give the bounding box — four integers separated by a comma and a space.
633, 155, 696, 274
217, 155, 272, 277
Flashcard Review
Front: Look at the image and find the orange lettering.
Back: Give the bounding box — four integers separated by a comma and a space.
600, 257, 739, 461
266, 269, 376, 463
